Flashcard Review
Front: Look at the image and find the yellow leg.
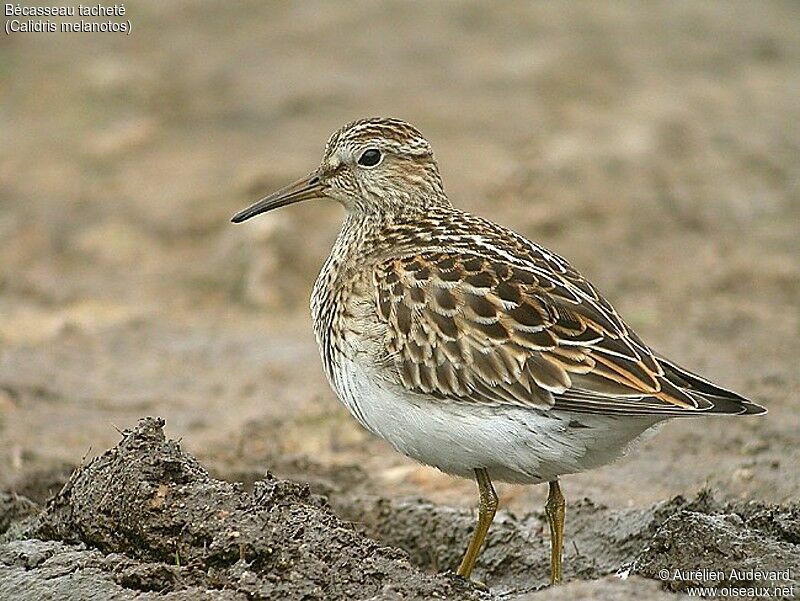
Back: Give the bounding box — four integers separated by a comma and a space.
456, 468, 498, 580
545, 479, 565, 585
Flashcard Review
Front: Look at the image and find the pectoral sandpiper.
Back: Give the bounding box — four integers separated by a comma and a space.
232, 117, 766, 586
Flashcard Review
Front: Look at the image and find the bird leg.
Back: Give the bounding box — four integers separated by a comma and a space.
456, 468, 498, 580
545, 479, 565, 585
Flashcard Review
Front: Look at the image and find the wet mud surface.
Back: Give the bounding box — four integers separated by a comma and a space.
3, 418, 484, 601
334, 489, 800, 597
1, 418, 797, 600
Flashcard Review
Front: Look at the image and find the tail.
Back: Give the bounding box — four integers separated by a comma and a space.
658, 356, 767, 416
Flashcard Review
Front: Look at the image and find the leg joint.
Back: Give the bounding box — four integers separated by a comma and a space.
545, 480, 565, 514
483, 487, 499, 512
475, 468, 498, 512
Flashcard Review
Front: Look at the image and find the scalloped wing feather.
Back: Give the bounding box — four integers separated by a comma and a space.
374, 251, 703, 414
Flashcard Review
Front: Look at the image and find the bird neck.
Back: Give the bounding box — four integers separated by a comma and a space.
334, 201, 457, 264
334, 210, 390, 259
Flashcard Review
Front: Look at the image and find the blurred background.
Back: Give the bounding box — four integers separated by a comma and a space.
1, 1, 798, 511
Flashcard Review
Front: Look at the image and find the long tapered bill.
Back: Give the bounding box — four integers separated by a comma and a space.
231, 170, 323, 223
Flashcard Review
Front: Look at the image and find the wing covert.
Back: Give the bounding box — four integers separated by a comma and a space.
373, 251, 703, 413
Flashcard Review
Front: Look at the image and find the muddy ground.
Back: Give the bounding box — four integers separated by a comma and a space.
2, 418, 798, 600
1, 1, 799, 599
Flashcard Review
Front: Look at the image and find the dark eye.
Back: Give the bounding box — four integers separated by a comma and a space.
357, 148, 382, 167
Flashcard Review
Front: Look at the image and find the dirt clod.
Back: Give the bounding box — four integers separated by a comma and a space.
632, 505, 800, 594
8, 417, 484, 601
0, 493, 39, 539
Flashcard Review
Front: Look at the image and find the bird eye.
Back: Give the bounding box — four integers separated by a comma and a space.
357, 148, 382, 168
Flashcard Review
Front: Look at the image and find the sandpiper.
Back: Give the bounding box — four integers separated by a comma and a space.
232, 117, 766, 586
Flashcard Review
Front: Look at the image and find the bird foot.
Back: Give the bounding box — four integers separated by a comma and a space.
448, 570, 489, 591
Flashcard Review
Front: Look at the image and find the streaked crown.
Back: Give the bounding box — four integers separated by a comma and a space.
324, 117, 434, 161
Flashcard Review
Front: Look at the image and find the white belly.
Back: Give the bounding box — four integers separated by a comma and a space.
331, 357, 664, 484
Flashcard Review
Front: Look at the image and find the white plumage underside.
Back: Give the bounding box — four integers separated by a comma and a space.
332, 356, 664, 484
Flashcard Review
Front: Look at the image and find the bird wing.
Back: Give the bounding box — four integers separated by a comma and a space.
372, 249, 728, 415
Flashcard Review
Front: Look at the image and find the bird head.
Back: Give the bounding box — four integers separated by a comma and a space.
231, 117, 448, 223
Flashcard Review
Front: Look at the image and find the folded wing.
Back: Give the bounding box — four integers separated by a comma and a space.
373, 250, 764, 417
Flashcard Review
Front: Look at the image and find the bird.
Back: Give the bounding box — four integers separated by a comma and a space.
231, 117, 766, 587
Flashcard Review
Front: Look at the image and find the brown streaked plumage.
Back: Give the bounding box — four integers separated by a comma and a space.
232, 117, 766, 587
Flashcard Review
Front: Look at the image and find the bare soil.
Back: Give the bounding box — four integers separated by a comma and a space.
1, 418, 798, 600
1, 1, 799, 599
